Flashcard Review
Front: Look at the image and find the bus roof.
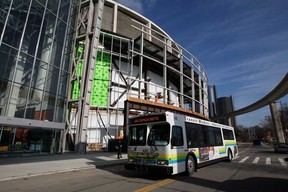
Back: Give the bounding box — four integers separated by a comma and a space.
129, 111, 234, 130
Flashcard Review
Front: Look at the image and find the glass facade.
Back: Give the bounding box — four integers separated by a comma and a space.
0, 0, 76, 155
0, 0, 209, 154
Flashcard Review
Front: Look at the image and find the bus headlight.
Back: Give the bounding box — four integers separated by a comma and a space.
157, 160, 169, 165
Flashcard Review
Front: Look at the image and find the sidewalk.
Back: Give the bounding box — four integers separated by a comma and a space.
0, 151, 127, 181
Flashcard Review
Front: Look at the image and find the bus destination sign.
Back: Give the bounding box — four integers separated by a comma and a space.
130, 114, 166, 124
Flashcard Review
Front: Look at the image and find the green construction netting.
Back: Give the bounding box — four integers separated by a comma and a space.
72, 44, 110, 106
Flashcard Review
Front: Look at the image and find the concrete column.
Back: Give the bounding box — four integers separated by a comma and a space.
163, 38, 167, 104
33, 23, 54, 105
269, 102, 285, 143
5, 39, 28, 116
112, 4, 117, 33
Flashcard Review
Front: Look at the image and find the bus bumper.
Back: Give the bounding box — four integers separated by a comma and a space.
125, 163, 174, 175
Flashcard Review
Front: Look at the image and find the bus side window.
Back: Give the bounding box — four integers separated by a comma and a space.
223, 129, 234, 140
171, 126, 183, 146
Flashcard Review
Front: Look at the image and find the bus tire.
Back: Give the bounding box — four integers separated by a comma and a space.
186, 155, 195, 176
227, 149, 233, 162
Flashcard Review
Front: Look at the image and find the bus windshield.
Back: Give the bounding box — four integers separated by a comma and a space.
148, 123, 170, 146
128, 125, 147, 146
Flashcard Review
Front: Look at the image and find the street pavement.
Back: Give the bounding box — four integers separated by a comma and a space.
0, 151, 127, 181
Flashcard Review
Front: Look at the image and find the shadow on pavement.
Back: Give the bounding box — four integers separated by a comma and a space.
177, 176, 288, 192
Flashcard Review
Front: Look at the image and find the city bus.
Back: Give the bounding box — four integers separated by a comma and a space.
124, 112, 238, 176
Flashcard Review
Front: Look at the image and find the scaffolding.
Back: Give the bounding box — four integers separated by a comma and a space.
64, 0, 209, 152
64, 0, 105, 152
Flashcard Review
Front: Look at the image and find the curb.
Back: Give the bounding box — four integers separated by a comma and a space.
0, 166, 94, 182
0, 160, 127, 182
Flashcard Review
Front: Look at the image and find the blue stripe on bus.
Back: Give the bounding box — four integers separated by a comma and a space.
169, 159, 186, 164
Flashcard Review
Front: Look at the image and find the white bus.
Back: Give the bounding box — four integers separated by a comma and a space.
125, 112, 238, 175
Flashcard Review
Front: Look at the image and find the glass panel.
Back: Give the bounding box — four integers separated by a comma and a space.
6, 82, 22, 117
59, 0, 69, 22
128, 125, 147, 146
47, 0, 59, 14
27, 129, 53, 152
215, 128, 223, 146
148, 123, 170, 146
21, 0, 44, 56
121, 39, 129, 56
14, 84, 29, 118
41, 92, 56, 121
24, 101, 36, 119
18, 52, 34, 86
0, 1, 12, 35
55, 19, 66, 45
36, 11, 55, 61
32, 60, 48, 97
12, 128, 29, 152
36, 0, 47, 7
0, 79, 9, 115
0, 44, 18, 82
2, 1, 29, 49
103, 34, 112, 51
32, 104, 42, 120
58, 70, 68, 97
55, 96, 65, 122
65, 27, 75, 53
43, 10, 56, 38
208, 127, 216, 146
112, 37, 120, 54
172, 126, 183, 146
62, 54, 70, 72
46, 65, 59, 94
50, 40, 63, 68
223, 129, 234, 140
0, 126, 15, 152
37, 35, 52, 62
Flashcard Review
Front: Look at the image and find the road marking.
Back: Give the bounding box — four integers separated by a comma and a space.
278, 158, 287, 166
233, 156, 240, 160
252, 157, 260, 164
266, 157, 271, 165
236, 156, 288, 166
239, 156, 249, 163
134, 179, 174, 192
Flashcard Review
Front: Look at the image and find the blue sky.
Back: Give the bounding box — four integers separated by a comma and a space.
114, 0, 288, 127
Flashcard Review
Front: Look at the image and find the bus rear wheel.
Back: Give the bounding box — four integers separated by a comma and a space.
227, 149, 233, 162
186, 155, 195, 176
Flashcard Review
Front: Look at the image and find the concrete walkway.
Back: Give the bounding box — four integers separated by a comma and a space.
0, 152, 127, 181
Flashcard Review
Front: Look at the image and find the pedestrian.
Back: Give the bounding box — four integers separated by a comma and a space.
117, 139, 122, 159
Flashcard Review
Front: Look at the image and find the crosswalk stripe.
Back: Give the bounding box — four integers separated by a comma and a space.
266, 157, 271, 165
252, 157, 260, 164
239, 156, 249, 163
278, 158, 287, 166
237, 156, 288, 166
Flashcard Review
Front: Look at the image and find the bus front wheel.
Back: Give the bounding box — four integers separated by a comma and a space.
186, 155, 195, 176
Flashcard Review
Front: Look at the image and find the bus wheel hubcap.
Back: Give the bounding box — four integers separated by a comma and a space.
188, 159, 193, 171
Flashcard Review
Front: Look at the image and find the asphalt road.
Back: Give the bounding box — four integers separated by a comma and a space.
1, 143, 287, 192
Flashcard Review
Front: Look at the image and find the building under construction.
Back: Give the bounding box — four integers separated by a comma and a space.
0, 0, 209, 155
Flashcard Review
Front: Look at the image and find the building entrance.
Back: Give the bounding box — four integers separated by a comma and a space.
0, 126, 62, 156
